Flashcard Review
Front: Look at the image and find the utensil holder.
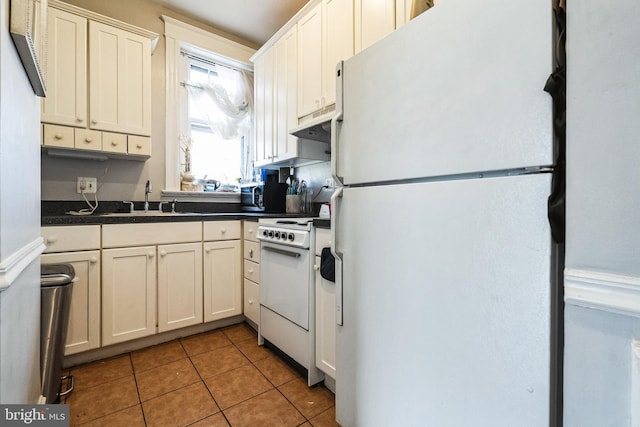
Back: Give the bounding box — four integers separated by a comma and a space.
286, 195, 302, 213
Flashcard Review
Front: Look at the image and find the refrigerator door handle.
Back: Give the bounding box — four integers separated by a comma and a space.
331, 61, 344, 187
330, 186, 344, 325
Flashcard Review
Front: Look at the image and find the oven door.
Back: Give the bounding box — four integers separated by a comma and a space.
260, 241, 310, 330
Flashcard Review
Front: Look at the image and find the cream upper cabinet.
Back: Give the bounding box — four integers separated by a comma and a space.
323, 0, 354, 107
41, 8, 87, 127
355, 0, 397, 53
297, 3, 323, 118
253, 47, 275, 166
273, 26, 298, 163
89, 21, 151, 136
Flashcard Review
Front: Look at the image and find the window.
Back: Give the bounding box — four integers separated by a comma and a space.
163, 16, 256, 197
180, 54, 253, 192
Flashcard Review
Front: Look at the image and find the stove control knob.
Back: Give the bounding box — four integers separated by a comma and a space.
281, 233, 287, 240
288, 233, 295, 241
262, 230, 268, 237
274, 231, 280, 239
268, 231, 274, 237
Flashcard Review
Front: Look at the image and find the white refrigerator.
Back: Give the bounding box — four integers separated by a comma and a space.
330, 0, 559, 426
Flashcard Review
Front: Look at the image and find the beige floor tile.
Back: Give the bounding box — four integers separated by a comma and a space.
223, 389, 305, 427
131, 340, 187, 373
180, 330, 232, 357
142, 382, 219, 427
278, 377, 335, 419
191, 345, 250, 379
70, 354, 132, 391
204, 365, 274, 409
221, 323, 256, 343
253, 355, 300, 386
188, 412, 230, 426
78, 405, 145, 427
136, 358, 200, 401
309, 406, 340, 427
233, 337, 272, 362
66, 375, 138, 426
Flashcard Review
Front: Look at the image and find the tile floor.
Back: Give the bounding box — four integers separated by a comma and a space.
63, 323, 339, 427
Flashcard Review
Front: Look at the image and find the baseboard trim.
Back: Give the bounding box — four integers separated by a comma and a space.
0, 238, 45, 291
565, 268, 640, 317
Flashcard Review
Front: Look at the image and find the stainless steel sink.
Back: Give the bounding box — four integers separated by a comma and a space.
100, 211, 200, 217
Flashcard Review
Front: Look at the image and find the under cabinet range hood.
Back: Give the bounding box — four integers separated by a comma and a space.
290, 113, 332, 143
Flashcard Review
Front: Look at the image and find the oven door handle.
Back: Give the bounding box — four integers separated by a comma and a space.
262, 246, 301, 258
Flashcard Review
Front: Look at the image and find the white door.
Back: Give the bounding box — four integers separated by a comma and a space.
102, 246, 156, 345
203, 240, 242, 322
41, 8, 87, 127
335, 173, 553, 426
42, 251, 101, 355
297, 3, 322, 117
355, 0, 396, 52
323, 0, 354, 106
157, 242, 203, 332
336, 0, 553, 185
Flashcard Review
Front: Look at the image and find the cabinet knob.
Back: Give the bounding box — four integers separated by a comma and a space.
111, 140, 118, 146
46, 236, 57, 244
248, 299, 254, 305
249, 249, 254, 258
90, 257, 98, 264
147, 252, 155, 259
205, 248, 212, 253
248, 268, 254, 274
76, 117, 83, 123
160, 251, 167, 257
54, 134, 63, 140
248, 228, 254, 234
84, 137, 92, 143
221, 228, 227, 233
137, 143, 143, 149
314, 264, 320, 271
91, 120, 97, 125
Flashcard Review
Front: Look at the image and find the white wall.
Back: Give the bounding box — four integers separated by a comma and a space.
0, 0, 45, 403
564, 0, 640, 425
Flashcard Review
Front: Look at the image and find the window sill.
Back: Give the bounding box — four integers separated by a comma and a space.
161, 190, 241, 203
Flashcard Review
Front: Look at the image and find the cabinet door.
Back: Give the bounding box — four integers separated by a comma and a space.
203, 240, 242, 322
89, 21, 151, 136
41, 8, 87, 127
324, 0, 354, 106
42, 251, 101, 355
297, 3, 323, 117
253, 48, 275, 167
315, 256, 336, 378
158, 243, 203, 332
102, 246, 156, 345
243, 279, 260, 325
274, 26, 298, 162
355, 0, 397, 53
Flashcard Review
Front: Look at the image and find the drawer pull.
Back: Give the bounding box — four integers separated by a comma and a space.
136, 143, 143, 149
46, 236, 57, 244
248, 249, 253, 258
84, 137, 92, 143
111, 140, 118, 146
54, 134, 63, 140
91, 120, 97, 125
314, 264, 319, 271
147, 252, 155, 259
76, 117, 83, 123
160, 251, 167, 257
248, 299, 254, 305
248, 268, 254, 274
221, 228, 227, 233
90, 257, 98, 264
206, 248, 212, 253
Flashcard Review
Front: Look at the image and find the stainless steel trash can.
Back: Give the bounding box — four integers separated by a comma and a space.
40, 263, 74, 403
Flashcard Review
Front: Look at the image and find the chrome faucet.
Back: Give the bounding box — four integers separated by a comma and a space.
144, 180, 152, 212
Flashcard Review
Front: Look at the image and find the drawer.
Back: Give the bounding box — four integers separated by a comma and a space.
203, 221, 241, 241
243, 259, 260, 283
102, 132, 127, 154
243, 220, 259, 242
244, 240, 260, 262
315, 228, 331, 256
42, 124, 74, 148
75, 128, 102, 151
244, 279, 259, 325
42, 225, 101, 253
102, 222, 201, 248
128, 135, 151, 156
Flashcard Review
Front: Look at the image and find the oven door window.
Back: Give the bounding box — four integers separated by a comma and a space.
260, 242, 310, 330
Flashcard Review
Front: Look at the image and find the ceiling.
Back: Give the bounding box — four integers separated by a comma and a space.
147, 0, 310, 47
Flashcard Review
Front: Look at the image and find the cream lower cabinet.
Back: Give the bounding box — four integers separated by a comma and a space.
41, 225, 101, 355
203, 221, 242, 322
102, 246, 156, 346
314, 228, 336, 378
158, 242, 203, 332
101, 222, 202, 346
243, 220, 261, 325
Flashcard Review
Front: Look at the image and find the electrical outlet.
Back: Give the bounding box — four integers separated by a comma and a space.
325, 178, 335, 188
77, 177, 97, 194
